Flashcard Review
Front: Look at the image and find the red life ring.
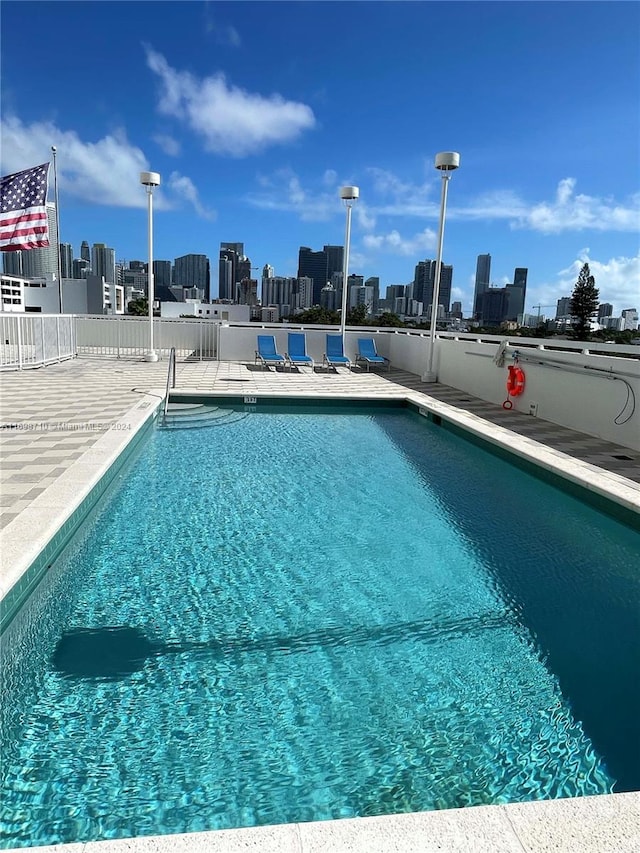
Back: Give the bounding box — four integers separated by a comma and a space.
506, 365, 525, 397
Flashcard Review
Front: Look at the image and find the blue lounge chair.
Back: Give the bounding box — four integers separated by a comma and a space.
255, 335, 287, 370
323, 334, 351, 371
355, 337, 391, 372
286, 332, 314, 370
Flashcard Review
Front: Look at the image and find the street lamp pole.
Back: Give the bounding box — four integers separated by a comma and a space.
339, 186, 359, 340
140, 171, 161, 362
422, 152, 460, 382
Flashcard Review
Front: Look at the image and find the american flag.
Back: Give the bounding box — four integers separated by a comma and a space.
0, 163, 50, 252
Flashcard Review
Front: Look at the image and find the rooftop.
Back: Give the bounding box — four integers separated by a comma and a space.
1, 356, 639, 852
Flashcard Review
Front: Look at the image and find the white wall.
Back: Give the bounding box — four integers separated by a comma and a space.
436, 336, 640, 450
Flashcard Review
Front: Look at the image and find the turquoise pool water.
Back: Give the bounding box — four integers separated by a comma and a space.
1, 406, 639, 848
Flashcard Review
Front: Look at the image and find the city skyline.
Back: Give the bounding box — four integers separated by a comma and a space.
1, 2, 638, 316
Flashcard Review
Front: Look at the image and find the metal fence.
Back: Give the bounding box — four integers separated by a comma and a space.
0, 314, 76, 371
75, 316, 218, 360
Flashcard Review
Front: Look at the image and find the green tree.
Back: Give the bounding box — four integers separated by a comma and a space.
569, 263, 599, 340
127, 297, 148, 316
292, 306, 340, 325
376, 312, 406, 328
346, 303, 369, 325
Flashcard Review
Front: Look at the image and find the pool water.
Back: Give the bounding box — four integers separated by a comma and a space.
2, 406, 639, 848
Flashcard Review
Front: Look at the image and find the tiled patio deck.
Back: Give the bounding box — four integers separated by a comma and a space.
1, 355, 639, 852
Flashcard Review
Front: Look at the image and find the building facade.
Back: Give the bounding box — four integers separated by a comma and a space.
473, 254, 491, 318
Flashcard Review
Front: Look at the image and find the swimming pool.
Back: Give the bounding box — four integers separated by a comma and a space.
1, 404, 639, 848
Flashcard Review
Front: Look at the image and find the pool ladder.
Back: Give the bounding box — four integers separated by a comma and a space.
163, 347, 176, 418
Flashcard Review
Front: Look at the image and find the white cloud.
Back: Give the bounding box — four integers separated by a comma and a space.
248, 168, 344, 221
529, 251, 640, 318
0, 115, 154, 208
168, 172, 216, 220
0, 115, 213, 219
153, 133, 181, 157
362, 227, 436, 256
144, 46, 315, 156
511, 179, 640, 234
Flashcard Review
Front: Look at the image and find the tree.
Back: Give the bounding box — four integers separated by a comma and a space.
569, 263, 599, 340
127, 297, 148, 316
346, 303, 369, 325
376, 312, 406, 328
292, 306, 339, 325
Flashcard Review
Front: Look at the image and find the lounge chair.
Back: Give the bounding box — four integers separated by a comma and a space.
323, 334, 351, 371
286, 332, 314, 370
355, 337, 391, 372
255, 335, 287, 370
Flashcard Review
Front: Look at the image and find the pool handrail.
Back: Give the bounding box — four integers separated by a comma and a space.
163, 347, 176, 417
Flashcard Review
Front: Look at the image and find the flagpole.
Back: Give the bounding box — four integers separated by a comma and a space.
51, 146, 63, 313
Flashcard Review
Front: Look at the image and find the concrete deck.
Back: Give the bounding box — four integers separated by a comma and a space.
1, 356, 639, 852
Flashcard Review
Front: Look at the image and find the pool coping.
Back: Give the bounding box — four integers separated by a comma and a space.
2, 385, 639, 851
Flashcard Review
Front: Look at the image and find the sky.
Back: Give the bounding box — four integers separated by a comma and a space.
1, 0, 639, 317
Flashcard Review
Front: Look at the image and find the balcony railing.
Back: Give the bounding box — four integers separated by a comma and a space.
1, 314, 638, 450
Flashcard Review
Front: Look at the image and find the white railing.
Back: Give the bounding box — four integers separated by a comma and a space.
74, 315, 218, 360
0, 314, 75, 371
2, 315, 638, 449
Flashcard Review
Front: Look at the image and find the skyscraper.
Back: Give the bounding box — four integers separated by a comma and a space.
153, 260, 172, 287
80, 240, 91, 262
506, 267, 527, 321
91, 243, 116, 284
72, 259, 89, 279
174, 254, 210, 298
597, 303, 613, 321
60, 243, 73, 279
2, 252, 22, 276
22, 204, 58, 278
323, 245, 344, 282
297, 246, 328, 305
473, 254, 491, 318
218, 245, 241, 301
413, 259, 452, 313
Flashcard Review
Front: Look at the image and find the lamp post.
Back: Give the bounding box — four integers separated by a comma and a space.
422, 152, 460, 382
339, 186, 359, 340
140, 170, 161, 362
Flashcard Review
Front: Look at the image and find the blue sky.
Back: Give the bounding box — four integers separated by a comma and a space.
2, 1, 638, 316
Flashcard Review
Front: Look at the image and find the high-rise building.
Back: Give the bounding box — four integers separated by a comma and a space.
174, 254, 210, 298
365, 276, 380, 314
91, 243, 116, 284
413, 260, 452, 313
59, 243, 73, 279
504, 267, 527, 322
597, 303, 613, 321
80, 241, 91, 262
386, 284, 406, 302
621, 308, 638, 330
2, 252, 22, 276
72, 259, 89, 279
293, 276, 314, 311
473, 254, 491, 318
236, 256, 252, 289
22, 204, 58, 279
236, 278, 258, 306
323, 245, 344, 282
477, 288, 509, 327
153, 261, 172, 288
556, 297, 573, 318
451, 301, 463, 319
413, 260, 434, 306
297, 246, 328, 305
